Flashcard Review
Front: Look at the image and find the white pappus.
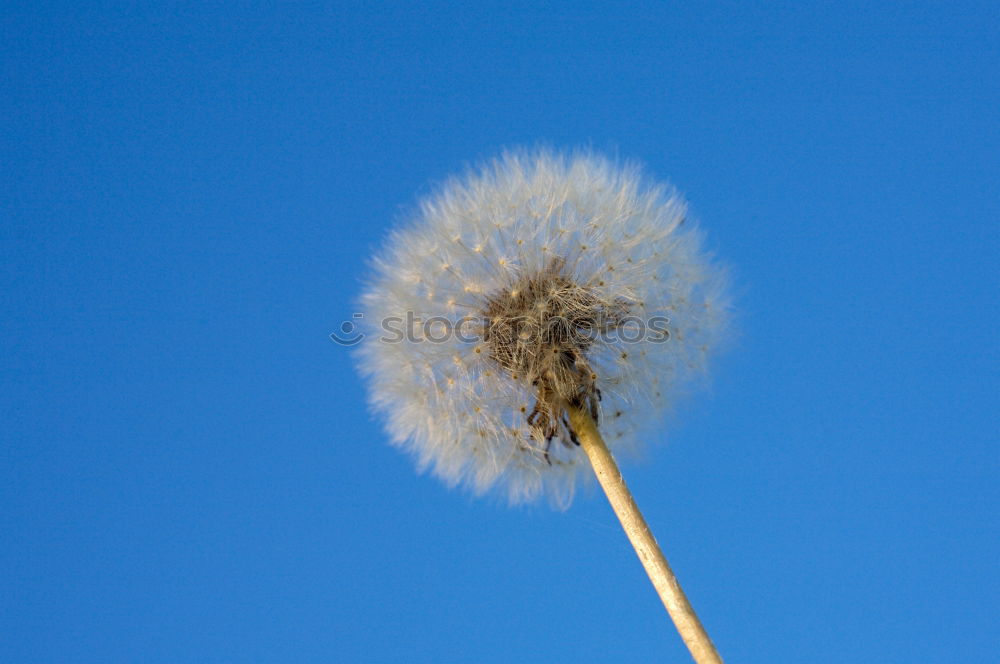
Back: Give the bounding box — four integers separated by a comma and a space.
357, 149, 728, 507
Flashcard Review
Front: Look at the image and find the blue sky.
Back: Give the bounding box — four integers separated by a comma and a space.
2, 2, 997, 662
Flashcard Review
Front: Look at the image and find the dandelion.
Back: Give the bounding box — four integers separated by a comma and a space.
357, 149, 727, 663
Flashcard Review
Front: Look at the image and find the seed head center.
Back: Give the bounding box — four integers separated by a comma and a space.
480, 257, 628, 458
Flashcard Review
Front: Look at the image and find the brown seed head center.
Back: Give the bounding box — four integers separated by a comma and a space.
480, 257, 628, 458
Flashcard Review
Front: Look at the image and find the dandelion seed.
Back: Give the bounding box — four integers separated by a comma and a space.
356, 149, 728, 662
358, 149, 725, 504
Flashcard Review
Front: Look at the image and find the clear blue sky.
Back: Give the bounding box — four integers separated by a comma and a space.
3, 2, 997, 662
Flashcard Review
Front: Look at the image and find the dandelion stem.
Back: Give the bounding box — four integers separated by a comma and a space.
568, 405, 723, 664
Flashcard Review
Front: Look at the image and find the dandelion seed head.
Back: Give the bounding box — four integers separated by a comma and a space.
357, 149, 727, 507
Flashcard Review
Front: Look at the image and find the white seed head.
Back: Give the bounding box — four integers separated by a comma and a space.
357, 149, 728, 507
